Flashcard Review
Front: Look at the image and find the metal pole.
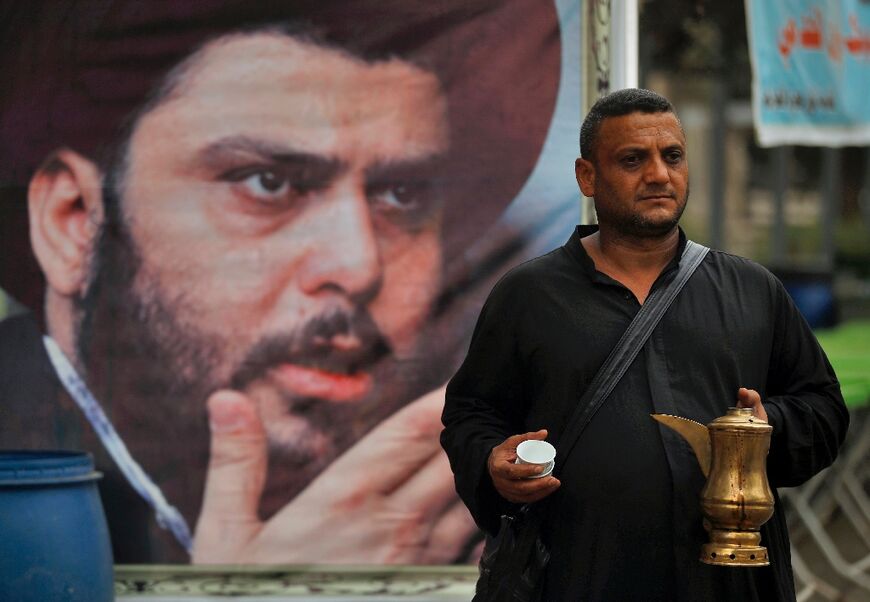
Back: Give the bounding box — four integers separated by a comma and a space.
709, 77, 727, 250
771, 146, 790, 266
820, 148, 841, 271
609, 0, 639, 89
859, 151, 870, 232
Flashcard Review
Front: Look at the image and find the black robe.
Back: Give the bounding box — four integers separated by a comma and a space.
441, 226, 849, 601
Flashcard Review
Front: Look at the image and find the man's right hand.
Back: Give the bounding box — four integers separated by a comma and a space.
487, 430, 560, 504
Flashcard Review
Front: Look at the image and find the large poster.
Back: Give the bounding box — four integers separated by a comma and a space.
0, 1, 581, 564
746, 0, 870, 146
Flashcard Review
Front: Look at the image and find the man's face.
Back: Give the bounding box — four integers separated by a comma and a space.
82, 34, 449, 461
587, 111, 688, 237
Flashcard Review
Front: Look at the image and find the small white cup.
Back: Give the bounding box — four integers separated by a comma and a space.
515, 440, 556, 478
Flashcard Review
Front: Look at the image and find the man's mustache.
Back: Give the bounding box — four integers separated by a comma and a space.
637, 187, 677, 200
230, 307, 391, 390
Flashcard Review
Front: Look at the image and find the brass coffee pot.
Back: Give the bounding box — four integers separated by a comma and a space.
652, 408, 774, 566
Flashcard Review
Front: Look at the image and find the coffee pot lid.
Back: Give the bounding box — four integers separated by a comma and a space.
709, 407, 772, 432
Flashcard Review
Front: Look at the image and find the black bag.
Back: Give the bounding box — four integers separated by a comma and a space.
471, 241, 709, 602
474, 505, 549, 602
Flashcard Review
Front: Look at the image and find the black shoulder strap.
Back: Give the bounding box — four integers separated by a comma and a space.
553, 240, 710, 471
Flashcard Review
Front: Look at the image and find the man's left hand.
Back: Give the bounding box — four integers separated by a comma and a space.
736, 387, 768, 422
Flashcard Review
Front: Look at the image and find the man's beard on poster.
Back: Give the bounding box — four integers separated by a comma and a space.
229, 308, 393, 461
74, 184, 396, 467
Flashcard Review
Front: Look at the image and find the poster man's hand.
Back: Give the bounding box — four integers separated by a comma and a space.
736, 387, 768, 422
192, 387, 476, 564
487, 430, 560, 504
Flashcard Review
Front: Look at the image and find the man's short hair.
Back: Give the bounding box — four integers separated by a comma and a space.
579, 88, 677, 162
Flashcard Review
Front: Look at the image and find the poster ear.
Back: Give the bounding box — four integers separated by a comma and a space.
574, 157, 595, 198
28, 149, 105, 297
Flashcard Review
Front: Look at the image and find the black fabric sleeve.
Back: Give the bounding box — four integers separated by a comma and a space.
763, 276, 850, 488
440, 276, 527, 535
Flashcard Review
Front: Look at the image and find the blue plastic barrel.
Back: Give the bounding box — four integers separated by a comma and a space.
0, 451, 114, 601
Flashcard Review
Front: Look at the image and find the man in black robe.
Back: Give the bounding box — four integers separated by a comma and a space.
441, 88, 849, 601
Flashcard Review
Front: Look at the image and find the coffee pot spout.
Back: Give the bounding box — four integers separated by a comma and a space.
651, 414, 711, 477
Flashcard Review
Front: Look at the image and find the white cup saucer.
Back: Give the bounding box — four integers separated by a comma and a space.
528, 460, 554, 479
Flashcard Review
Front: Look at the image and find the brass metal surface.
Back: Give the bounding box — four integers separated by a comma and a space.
652, 407, 775, 567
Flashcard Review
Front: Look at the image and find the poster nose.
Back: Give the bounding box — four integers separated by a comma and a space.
300, 191, 382, 300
